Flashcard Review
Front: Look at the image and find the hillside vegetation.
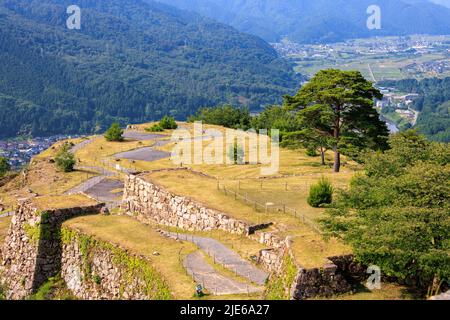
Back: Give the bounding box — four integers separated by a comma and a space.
0, 0, 299, 138
380, 77, 450, 142
160, 0, 450, 43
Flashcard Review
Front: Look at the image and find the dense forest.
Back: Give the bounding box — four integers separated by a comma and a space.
379, 78, 450, 142
160, 0, 450, 43
0, 0, 300, 138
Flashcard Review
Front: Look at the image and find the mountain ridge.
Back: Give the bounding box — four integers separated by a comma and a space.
158, 0, 450, 43
0, 0, 300, 138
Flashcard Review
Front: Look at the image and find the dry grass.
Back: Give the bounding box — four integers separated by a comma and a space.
0, 217, 11, 242
316, 283, 416, 300
63, 214, 258, 300
33, 194, 98, 210
0, 159, 99, 210
34, 138, 85, 160
74, 136, 154, 162
144, 170, 351, 268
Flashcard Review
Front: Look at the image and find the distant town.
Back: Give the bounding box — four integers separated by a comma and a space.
272, 35, 450, 81
0, 135, 82, 169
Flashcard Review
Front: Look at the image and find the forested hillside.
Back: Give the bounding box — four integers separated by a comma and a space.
380, 78, 450, 142
0, 0, 300, 138
160, 0, 450, 43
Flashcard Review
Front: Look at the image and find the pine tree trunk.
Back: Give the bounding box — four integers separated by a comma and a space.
320, 147, 325, 166
333, 146, 340, 173
333, 108, 341, 173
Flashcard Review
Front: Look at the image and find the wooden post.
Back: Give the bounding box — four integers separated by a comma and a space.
285, 182, 288, 191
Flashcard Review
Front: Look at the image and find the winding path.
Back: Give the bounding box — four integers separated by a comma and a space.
161, 231, 268, 286
184, 251, 263, 295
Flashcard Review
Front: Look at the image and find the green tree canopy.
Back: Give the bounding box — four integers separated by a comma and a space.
159, 116, 178, 130
188, 105, 251, 129
321, 131, 450, 295
0, 157, 10, 176
105, 123, 124, 142
54, 143, 76, 173
284, 69, 389, 172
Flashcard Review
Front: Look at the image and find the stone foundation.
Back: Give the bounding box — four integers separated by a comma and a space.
0, 200, 104, 299
0, 197, 172, 300
123, 174, 252, 235
60, 229, 171, 300
123, 172, 359, 300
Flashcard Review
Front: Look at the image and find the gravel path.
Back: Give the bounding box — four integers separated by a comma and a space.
162, 231, 268, 286
70, 137, 97, 153
0, 212, 14, 218
184, 251, 263, 296
114, 147, 170, 162
122, 131, 166, 141
84, 179, 123, 203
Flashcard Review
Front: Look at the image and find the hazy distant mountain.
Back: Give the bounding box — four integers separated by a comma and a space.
158, 0, 450, 43
0, 0, 300, 138
429, 0, 450, 8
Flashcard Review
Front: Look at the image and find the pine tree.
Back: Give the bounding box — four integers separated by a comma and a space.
284, 69, 389, 172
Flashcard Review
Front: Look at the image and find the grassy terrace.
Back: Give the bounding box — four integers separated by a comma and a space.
315, 283, 415, 300
63, 215, 261, 300
144, 170, 351, 269
112, 123, 355, 268
33, 194, 99, 210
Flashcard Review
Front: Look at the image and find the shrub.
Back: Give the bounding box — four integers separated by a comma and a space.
0, 157, 10, 177
105, 123, 124, 142
146, 124, 164, 132
227, 142, 244, 164
307, 177, 333, 207
305, 146, 317, 157
55, 143, 76, 173
159, 116, 178, 130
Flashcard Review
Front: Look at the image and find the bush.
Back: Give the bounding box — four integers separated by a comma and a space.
227, 142, 244, 164
159, 116, 178, 130
307, 178, 333, 207
55, 143, 76, 173
0, 157, 10, 177
305, 146, 317, 157
146, 124, 164, 132
105, 123, 124, 142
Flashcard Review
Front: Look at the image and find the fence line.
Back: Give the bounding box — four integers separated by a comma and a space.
218, 182, 323, 235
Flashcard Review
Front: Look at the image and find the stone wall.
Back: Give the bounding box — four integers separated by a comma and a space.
124, 174, 254, 235
123, 173, 289, 271
123, 173, 359, 300
0, 200, 104, 299
60, 228, 171, 300
290, 264, 353, 300
0, 198, 172, 300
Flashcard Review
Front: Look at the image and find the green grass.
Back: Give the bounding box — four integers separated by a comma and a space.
28, 275, 77, 300
315, 283, 417, 300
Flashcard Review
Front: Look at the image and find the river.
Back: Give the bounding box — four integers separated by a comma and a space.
380, 116, 399, 134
